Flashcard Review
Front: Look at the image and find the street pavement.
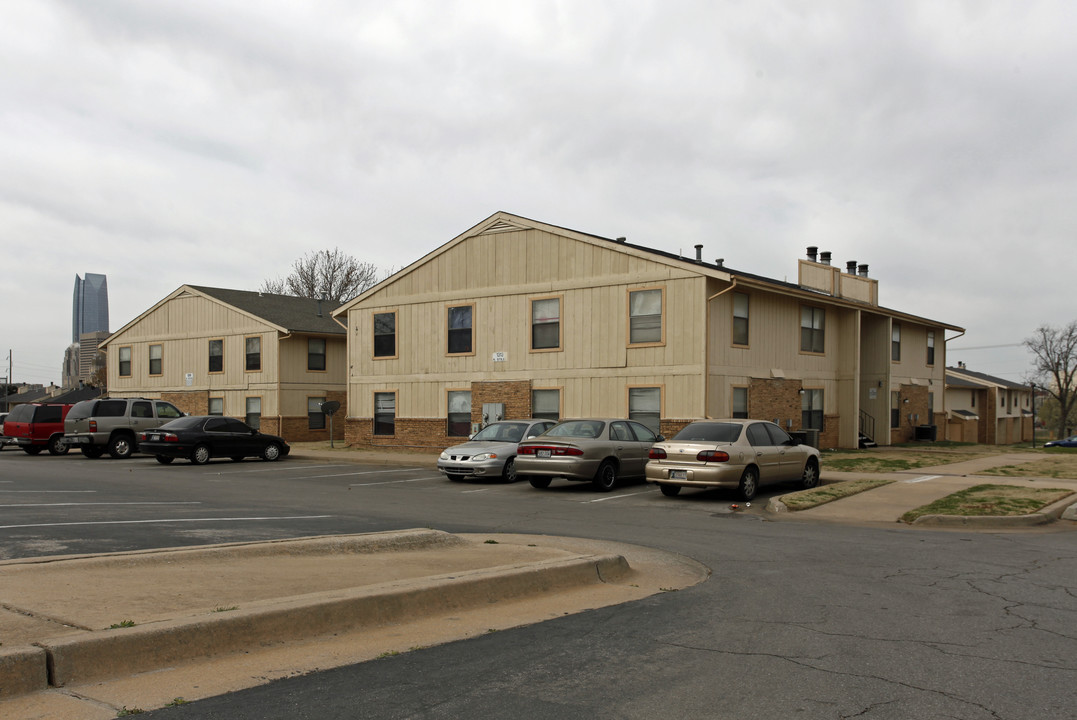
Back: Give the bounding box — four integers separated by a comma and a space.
1, 445, 1075, 718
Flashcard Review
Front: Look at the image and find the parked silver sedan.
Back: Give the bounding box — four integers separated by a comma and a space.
516, 418, 663, 491
645, 419, 821, 501
437, 419, 556, 482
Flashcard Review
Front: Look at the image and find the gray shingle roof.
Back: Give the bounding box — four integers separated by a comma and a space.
188, 286, 345, 335
946, 366, 1028, 390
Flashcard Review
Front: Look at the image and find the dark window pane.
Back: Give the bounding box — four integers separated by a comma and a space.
208, 340, 223, 373
374, 313, 396, 357
448, 306, 472, 354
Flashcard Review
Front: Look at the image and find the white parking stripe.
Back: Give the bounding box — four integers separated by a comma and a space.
0, 490, 97, 494
348, 476, 442, 487
583, 489, 656, 503
0, 515, 332, 530
902, 475, 941, 484
0, 502, 201, 508
209, 464, 358, 475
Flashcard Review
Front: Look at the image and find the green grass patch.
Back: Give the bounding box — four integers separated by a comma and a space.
900, 484, 1073, 523
780, 478, 895, 510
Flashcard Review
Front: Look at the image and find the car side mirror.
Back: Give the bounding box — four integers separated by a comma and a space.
656, 434, 665, 442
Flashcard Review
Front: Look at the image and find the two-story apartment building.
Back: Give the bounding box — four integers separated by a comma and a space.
333, 212, 961, 451
102, 285, 347, 442
945, 363, 1033, 445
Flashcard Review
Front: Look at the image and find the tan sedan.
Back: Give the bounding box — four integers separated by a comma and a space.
645, 419, 820, 501
516, 418, 662, 491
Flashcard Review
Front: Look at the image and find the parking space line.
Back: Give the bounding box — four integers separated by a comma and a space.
0, 502, 201, 508
0, 490, 97, 494
209, 464, 358, 476
583, 489, 656, 503
0, 515, 332, 530
902, 475, 941, 484
348, 475, 443, 487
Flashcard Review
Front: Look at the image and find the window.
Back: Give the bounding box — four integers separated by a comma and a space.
374, 312, 396, 358
156, 401, 182, 419
892, 323, 901, 362
245, 397, 261, 430
732, 387, 748, 419
208, 398, 224, 416
926, 331, 935, 365
531, 297, 561, 350
447, 305, 473, 354
118, 346, 132, 377
971, 392, 976, 408
928, 392, 934, 420
800, 307, 825, 354
802, 389, 824, 431
891, 391, 901, 428
308, 338, 326, 371
149, 345, 163, 376
732, 293, 749, 346
245, 336, 261, 371
532, 389, 560, 421
374, 392, 395, 435
132, 401, 152, 419
308, 397, 326, 430
629, 288, 663, 345
208, 339, 223, 373
447, 390, 472, 437
628, 387, 661, 435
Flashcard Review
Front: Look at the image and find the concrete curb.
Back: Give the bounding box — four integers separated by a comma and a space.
911, 492, 1077, 528
0, 646, 48, 699
23, 552, 629, 690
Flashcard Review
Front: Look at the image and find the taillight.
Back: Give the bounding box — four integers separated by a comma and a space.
648, 448, 667, 459
89, 420, 97, 432
697, 450, 730, 463
519, 445, 583, 456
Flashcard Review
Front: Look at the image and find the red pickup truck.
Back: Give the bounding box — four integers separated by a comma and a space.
1, 403, 73, 455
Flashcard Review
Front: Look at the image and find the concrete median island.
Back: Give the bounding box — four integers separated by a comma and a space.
0, 529, 707, 718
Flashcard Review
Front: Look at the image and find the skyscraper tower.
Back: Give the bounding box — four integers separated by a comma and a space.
72, 273, 109, 343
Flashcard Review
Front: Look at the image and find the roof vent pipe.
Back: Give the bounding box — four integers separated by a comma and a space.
819, 251, 832, 265
806, 246, 818, 262
846, 260, 857, 274
694, 244, 703, 262
858, 264, 869, 278
616, 236, 627, 243
716, 258, 724, 268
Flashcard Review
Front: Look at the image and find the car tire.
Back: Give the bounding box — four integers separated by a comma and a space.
108, 435, 134, 459
501, 457, 518, 483
22, 446, 43, 455
48, 436, 69, 455
738, 467, 758, 501
528, 476, 551, 489
801, 459, 820, 489
155, 455, 174, 465
81, 445, 105, 459
191, 444, 211, 465
592, 461, 617, 492
262, 443, 282, 462
659, 483, 682, 497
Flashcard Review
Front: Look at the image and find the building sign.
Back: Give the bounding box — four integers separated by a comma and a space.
492, 352, 507, 362
185, 372, 194, 387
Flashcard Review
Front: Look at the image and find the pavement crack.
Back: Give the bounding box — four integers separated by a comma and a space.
1, 601, 92, 631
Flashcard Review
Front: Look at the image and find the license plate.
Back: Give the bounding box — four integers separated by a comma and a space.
670, 470, 687, 480
537, 449, 552, 458
150, 434, 160, 442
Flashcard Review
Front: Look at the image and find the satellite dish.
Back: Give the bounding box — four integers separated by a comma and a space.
320, 400, 341, 416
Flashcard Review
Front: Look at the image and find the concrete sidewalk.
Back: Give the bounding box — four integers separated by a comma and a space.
774, 454, 1077, 527
0, 529, 708, 718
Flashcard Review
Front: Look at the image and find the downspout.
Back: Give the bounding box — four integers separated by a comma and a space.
277, 332, 291, 435
704, 279, 738, 419
942, 329, 965, 431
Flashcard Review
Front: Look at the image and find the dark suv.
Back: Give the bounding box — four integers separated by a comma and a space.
64, 398, 184, 459
1, 403, 73, 455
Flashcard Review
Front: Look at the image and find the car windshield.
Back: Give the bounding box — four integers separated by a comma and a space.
471, 422, 528, 443
158, 416, 206, 431
672, 422, 742, 443
546, 420, 605, 439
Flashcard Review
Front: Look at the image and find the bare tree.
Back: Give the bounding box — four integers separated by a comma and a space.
260, 248, 381, 305
1025, 321, 1077, 439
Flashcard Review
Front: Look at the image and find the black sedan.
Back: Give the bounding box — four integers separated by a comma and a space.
138, 416, 290, 465
1044, 435, 1077, 448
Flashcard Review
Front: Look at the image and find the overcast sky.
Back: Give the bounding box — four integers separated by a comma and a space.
3, 0, 1073, 386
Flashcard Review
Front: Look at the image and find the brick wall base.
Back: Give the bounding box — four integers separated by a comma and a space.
162, 391, 209, 417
